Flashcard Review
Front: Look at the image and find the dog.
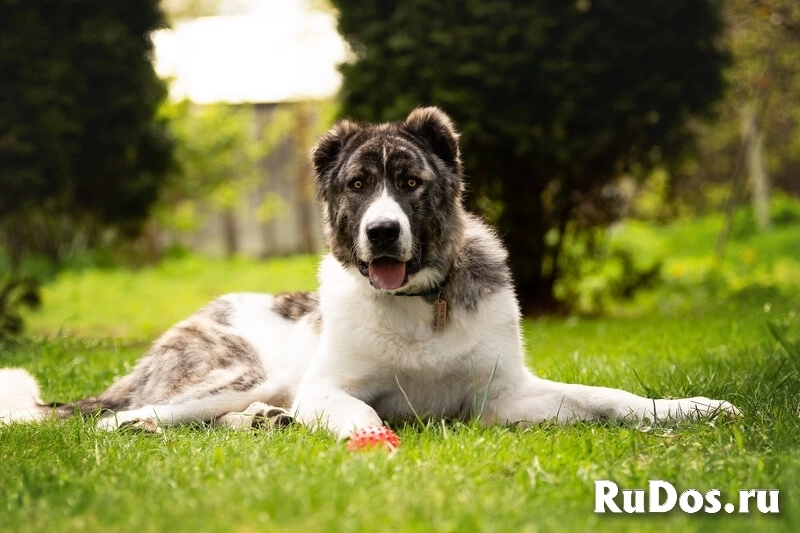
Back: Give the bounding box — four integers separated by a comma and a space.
0, 107, 739, 438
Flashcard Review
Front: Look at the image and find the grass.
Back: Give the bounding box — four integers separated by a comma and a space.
23, 253, 319, 339
3, 220, 800, 532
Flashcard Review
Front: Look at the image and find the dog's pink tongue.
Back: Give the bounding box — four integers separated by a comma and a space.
368, 258, 407, 290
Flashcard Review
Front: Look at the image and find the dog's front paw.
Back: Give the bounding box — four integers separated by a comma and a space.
250, 404, 294, 429
217, 402, 293, 430
684, 397, 741, 419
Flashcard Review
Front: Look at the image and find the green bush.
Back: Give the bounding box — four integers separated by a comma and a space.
554, 221, 665, 315
0, 274, 41, 344
552, 193, 800, 316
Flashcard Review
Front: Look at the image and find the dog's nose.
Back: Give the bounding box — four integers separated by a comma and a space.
366, 220, 400, 246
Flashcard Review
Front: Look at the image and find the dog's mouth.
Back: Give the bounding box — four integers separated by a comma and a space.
357, 254, 422, 291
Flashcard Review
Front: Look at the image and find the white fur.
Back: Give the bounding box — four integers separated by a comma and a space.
357, 188, 413, 261
0, 368, 45, 422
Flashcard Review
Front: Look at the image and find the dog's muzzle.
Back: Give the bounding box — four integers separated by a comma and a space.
357, 225, 423, 291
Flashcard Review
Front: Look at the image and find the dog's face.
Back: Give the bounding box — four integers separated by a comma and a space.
312, 107, 466, 292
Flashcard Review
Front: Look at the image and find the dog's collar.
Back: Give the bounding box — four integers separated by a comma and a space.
394, 275, 450, 330
393, 276, 448, 300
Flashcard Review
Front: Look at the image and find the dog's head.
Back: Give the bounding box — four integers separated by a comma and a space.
312, 107, 466, 292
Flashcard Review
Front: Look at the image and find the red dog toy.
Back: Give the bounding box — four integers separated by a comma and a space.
347, 426, 401, 452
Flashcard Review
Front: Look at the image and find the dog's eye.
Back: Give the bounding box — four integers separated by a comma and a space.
349, 179, 364, 191
406, 178, 419, 190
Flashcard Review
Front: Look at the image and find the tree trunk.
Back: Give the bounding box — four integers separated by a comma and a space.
744, 105, 771, 232
221, 209, 238, 257
715, 49, 774, 262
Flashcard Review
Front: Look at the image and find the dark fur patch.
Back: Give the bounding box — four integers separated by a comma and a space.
217, 333, 259, 367
445, 215, 513, 311
198, 298, 234, 326
206, 372, 264, 396
403, 107, 462, 174
272, 291, 319, 321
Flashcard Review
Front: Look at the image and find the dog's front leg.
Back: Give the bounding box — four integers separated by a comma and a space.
292, 383, 383, 439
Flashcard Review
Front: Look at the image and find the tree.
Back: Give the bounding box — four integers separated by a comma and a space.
709, 0, 800, 259
331, 0, 728, 312
0, 0, 173, 265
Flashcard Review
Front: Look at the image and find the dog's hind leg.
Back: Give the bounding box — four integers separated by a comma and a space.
94, 397, 235, 432
93, 312, 292, 432
97, 401, 293, 433
95, 382, 291, 432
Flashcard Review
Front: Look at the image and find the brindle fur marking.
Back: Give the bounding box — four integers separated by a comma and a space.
59, 311, 267, 419
272, 292, 319, 321
127, 321, 264, 403
198, 298, 235, 326
272, 292, 323, 334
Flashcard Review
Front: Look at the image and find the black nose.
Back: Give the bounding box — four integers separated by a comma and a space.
366, 220, 400, 246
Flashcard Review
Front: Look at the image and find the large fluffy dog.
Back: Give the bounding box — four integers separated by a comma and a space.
0, 108, 738, 437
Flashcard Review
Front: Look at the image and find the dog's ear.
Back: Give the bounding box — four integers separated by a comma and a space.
403, 107, 461, 172
311, 119, 361, 177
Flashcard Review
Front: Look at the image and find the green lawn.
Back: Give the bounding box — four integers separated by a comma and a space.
2, 230, 800, 531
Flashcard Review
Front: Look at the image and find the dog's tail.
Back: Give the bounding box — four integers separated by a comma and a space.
0, 368, 51, 423
0, 368, 112, 423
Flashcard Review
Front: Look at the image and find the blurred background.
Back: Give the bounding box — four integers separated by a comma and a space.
0, 0, 798, 339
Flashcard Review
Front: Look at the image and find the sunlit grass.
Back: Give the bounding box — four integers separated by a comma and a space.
25, 254, 319, 339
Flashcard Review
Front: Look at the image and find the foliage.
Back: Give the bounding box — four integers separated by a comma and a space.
515, 193, 800, 315
161, 0, 223, 21
678, 2, 800, 264
554, 221, 664, 316
0, 0, 174, 263
155, 100, 337, 255
670, 0, 800, 212
331, 0, 728, 312
156, 101, 268, 233
634, 199, 800, 316
25, 254, 318, 339
0, 274, 41, 344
